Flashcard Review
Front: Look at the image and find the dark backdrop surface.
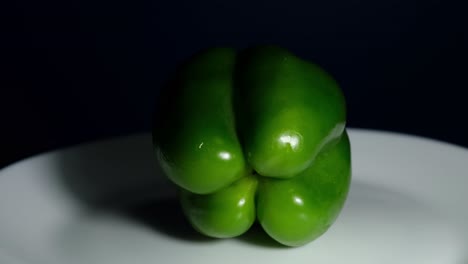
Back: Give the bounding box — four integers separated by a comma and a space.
1, 0, 467, 168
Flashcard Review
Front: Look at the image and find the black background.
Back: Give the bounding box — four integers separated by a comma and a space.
1, 0, 467, 168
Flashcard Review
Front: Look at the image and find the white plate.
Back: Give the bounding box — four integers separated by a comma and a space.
0, 129, 467, 264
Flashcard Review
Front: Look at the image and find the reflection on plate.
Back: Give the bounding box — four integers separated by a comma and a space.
0, 129, 467, 264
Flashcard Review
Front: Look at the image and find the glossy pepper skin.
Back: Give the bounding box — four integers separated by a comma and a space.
153, 46, 351, 247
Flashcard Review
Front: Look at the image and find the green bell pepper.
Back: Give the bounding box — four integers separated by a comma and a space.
152, 46, 351, 247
